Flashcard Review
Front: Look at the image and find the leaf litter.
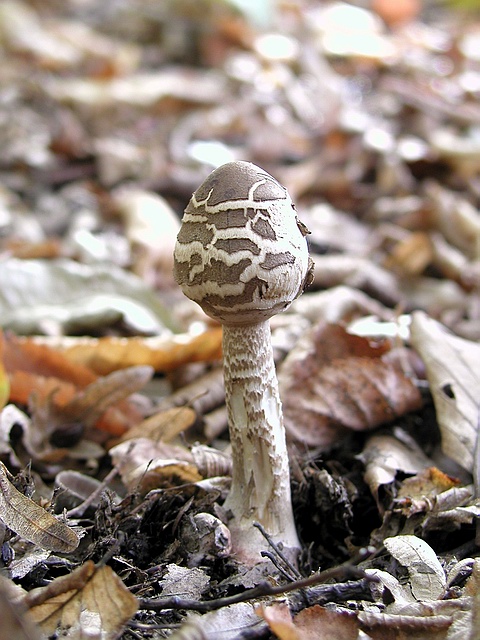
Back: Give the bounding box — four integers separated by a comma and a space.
1, 0, 480, 638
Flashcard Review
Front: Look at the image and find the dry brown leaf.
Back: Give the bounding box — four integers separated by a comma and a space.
175, 603, 262, 639
190, 444, 232, 478
160, 564, 210, 600
4, 331, 97, 388
396, 482, 476, 528
3, 237, 62, 260
397, 467, 460, 502
410, 311, 480, 473
0, 462, 79, 553
279, 323, 423, 448
426, 182, 480, 261
307, 255, 401, 305
26, 329, 223, 375
464, 558, 480, 640
358, 609, 453, 639
383, 231, 433, 277
9, 370, 79, 410
294, 605, 359, 640
25, 561, 137, 639
48, 68, 225, 111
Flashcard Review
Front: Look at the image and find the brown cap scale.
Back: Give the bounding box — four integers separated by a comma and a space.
174, 161, 313, 565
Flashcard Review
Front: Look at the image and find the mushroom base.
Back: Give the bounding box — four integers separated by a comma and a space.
222, 321, 300, 566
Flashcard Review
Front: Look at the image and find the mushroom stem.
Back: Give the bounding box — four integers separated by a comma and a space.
222, 321, 300, 565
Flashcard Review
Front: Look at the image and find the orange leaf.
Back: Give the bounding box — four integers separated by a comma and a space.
257, 603, 300, 640
4, 332, 96, 388
258, 603, 359, 640
9, 370, 77, 407
3, 332, 145, 435
19, 328, 223, 375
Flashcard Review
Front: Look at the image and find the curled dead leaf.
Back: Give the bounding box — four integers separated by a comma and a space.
61, 364, 153, 427
3, 332, 148, 435
360, 431, 433, 509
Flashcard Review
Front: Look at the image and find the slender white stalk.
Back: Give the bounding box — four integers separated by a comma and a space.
173, 161, 313, 566
222, 322, 300, 565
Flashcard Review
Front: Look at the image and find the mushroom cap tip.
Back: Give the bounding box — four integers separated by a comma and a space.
174, 161, 313, 325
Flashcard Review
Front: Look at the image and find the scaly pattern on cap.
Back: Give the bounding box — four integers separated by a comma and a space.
173, 161, 311, 326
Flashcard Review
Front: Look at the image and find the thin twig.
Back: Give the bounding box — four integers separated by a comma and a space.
139, 554, 377, 614
253, 521, 302, 580
260, 550, 298, 582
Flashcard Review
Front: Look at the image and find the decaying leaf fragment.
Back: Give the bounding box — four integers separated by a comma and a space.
410, 311, 480, 473
0, 462, 79, 553
358, 608, 454, 638
465, 558, 480, 638
160, 564, 210, 600
279, 323, 422, 448
24, 560, 138, 639
0, 575, 41, 640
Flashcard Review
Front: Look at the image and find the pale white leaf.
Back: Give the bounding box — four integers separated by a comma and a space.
410, 311, 480, 473
384, 535, 446, 601
0, 258, 174, 334
366, 568, 416, 610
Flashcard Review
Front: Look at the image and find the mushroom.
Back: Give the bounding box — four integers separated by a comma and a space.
173, 161, 314, 565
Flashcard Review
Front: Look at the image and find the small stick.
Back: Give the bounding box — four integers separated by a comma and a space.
139, 553, 377, 614
254, 521, 302, 580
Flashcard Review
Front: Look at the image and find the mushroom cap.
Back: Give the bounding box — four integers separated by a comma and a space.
173, 161, 312, 326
